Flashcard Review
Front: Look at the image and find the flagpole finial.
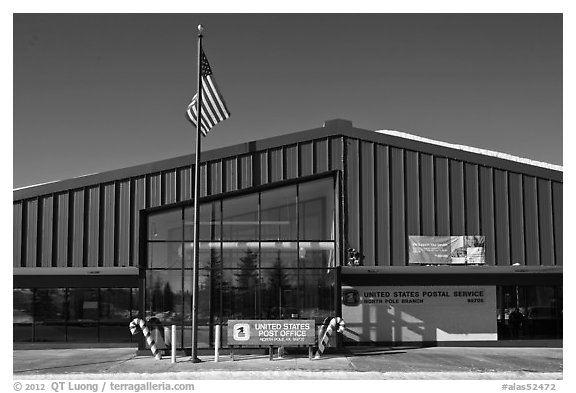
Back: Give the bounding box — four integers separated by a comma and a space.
198, 24, 204, 35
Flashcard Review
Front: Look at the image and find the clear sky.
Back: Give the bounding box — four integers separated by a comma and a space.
13, 13, 563, 189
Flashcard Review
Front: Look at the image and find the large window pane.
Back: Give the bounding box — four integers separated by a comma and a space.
67, 288, 98, 342
298, 178, 335, 240
147, 242, 182, 268
222, 269, 259, 320
260, 186, 297, 240
183, 270, 212, 325
260, 268, 298, 319
185, 201, 221, 241
148, 210, 182, 241
260, 242, 297, 269
35, 288, 66, 322
13, 289, 33, 342
146, 270, 184, 325
184, 242, 220, 269
221, 243, 259, 269
222, 194, 259, 240
299, 242, 336, 268
100, 288, 132, 322
100, 288, 133, 343
300, 269, 336, 324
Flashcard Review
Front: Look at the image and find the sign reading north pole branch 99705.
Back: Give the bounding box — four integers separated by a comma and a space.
227, 320, 316, 346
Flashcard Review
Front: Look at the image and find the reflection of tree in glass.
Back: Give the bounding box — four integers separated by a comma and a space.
234, 249, 258, 318
35, 290, 59, 320
162, 282, 174, 311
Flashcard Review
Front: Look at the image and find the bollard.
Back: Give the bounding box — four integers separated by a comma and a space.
214, 324, 221, 363
171, 325, 176, 363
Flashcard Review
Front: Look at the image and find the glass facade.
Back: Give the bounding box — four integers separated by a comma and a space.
13, 287, 138, 343
497, 285, 563, 340
144, 176, 338, 348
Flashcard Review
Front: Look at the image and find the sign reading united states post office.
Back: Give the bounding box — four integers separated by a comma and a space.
227, 319, 315, 346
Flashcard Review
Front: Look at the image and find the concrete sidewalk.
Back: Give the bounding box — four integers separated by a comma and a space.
13, 346, 563, 380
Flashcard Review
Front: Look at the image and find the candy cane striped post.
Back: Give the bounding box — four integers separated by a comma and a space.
315, 317, 345, 358
130, 318, 162, 360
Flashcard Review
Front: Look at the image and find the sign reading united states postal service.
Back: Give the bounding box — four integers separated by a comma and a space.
227, 319, 315, 346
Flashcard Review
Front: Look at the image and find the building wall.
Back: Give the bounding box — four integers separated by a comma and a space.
342, 137, 562, 267
13, 132, 562, 270
13, 137, 345, 269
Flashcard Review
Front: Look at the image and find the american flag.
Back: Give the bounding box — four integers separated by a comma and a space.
186, 49, 231, 135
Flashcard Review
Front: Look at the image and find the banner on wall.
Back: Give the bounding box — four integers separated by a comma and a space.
408, 236, 485, 264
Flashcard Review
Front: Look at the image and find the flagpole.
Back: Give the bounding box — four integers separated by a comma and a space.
190, 23, 204, 363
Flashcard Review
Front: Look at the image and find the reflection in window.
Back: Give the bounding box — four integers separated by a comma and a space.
221, 243, 259, 269
142, 176, 338, 347
497, 285, 562, 340
184, 201, 221, 241
260, 268, 298, 319
146, 270, 184, 325
147, 242, 182, 269
184, 270, 212, 325
13, 289, 33, 342
222, 269, 259, 320
260, 186, 297, 240
222, 194, 259, 240
298, 178, 334, 240
34, 289, 66, 342
148, 210, 182, 241
298, 242, 336, 268
260, 242, 298, 269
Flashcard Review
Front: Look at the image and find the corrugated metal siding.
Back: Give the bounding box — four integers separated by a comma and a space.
86, 186, 100, 267
449, 160, 465, 234
330, 137, 343, 171
224, 158, 236, 192
239, 155, 252, 189
508, 173, 525, 265
360, 141, 375, 267
538, 179, 555, 266
164, 170, 177, 204
39, 196, 53, 267
102, 183, 115, 267
375, 145, 391, 266
25, 199, 38, 268
390, 147, 406, 266
494, 170, 510, 266
314, 139, 329, 174
435, 157, 450, 235
13, 202, 22, 267
523, 176, 540, 266
345, 138, 360, 254
465, 163, 481, 234
300, 142, 314, 177
405, 151, 420, 236
269, 148, 283, 183
420, 154, 435, 234
178, 167, 192, 201
117, 180, 131, 267
479, 167, 495, 265
285, 145, 298, 179
71, 189, 84, 267
552, 182, 562, 266
13, 133, 562, 270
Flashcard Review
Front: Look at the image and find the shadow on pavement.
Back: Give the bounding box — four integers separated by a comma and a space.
14, 357, 135, 374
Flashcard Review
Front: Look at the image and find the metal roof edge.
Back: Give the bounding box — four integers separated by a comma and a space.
14, 119, 562, 201
341, 265, 563, 275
